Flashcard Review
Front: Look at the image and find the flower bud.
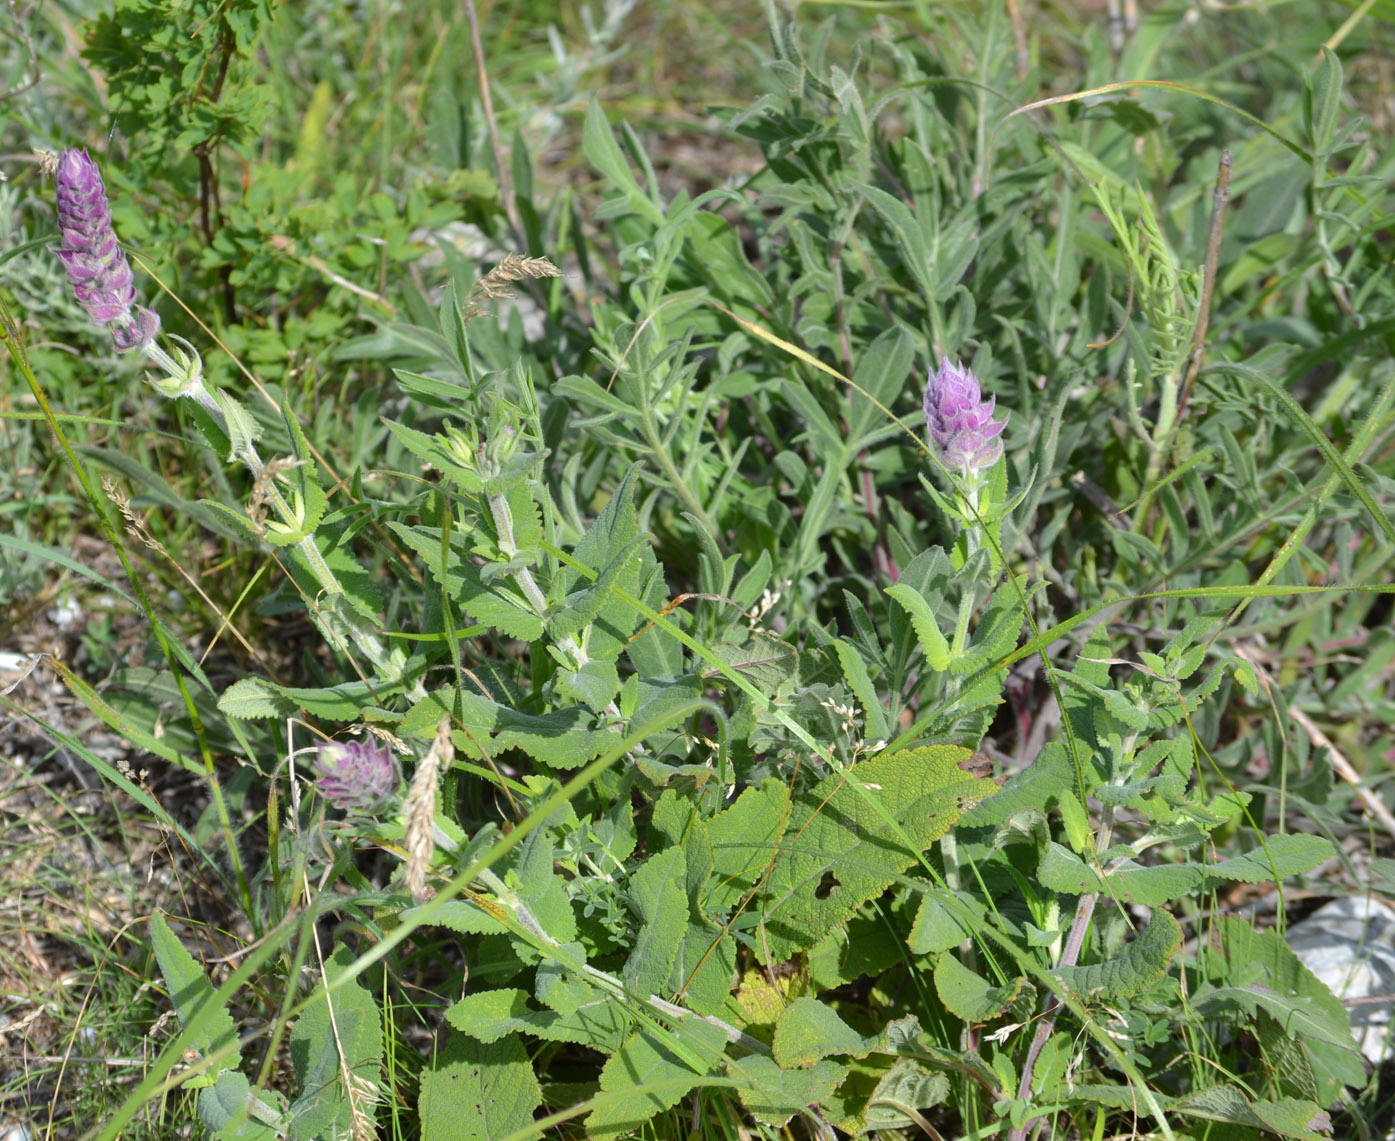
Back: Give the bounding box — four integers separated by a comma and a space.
52, 148, 160, 353
923, 358, 1007, 472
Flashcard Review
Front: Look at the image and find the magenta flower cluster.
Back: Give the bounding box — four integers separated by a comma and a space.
314, 738, 400, 812
52, 148, 160, 353
922, 358, 1007, 473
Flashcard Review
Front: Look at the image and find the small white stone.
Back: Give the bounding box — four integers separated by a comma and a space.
1287, 895, 1395, 1066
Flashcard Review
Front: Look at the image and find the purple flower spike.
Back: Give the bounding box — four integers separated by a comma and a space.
314, 738, 400, 812
923, 358, 1007, 472
52, 148, 160, 353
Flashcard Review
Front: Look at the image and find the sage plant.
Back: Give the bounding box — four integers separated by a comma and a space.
50, 147, 419, 698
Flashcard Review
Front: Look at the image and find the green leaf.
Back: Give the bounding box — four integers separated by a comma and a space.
1052, 908, 1181, 1000
934, 954, 1025, 1021
217, 676, 297, 720
1201, 833, 1334, 885
512, 831, 577, 944
908, 890, 989, 955
553, 464, 646, 657
706, 780, 790, 912
585, 1021, 726, 1140
683, 211, 775, 313
757, 746, 997, 959
286, 946, 383, 1141
851, 181, 934, 300
885, 583, 950, 672
624, 846, 690, 999
417, 1032, 541, 1141
382, 419, 482, 488
773, 997, 922, 1066
1306, 47, 1343, 156
1173, 1085, 1333, 1140
1195, 918, 1365, 1101
961, 742, 1076, 827
447, 981, 632, 1053
217, 676, 394, 721
556, 658, 623, 713
833, 638, 890, 743
1041, 832, 1335, 907
1058, 789, 1092, 855
728, 1056, 846, 1128
197, 1072, 286, 1140
810, 913, 905, 990
862, 1057, 952, 1132
403, 688, 614, 769
669, 925, 737, 1016
430, 901, 508, 936
1211, 360, 1395, 549
582, 97, 664, 226
389, 524, 544, 642
150, 911, 240, 1072
847, 326, 914, 444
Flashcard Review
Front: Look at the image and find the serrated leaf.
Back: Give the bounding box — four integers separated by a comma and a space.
382, 418, 482, 487
862, 1057, 952, 1132
773, 998, 922, 1066
1174, 1084, 1333, 1140
429, 900, 508, 935
934, 954, 1025, 1021
625, 846, 689, 999
757, 746, 997, 960
512, 831, 576, 944
706, 780, 790, 913
1052, 908, 1180, 1000
150, 911, 240, 1070
403, 688, 613, 769
1195, 917, 1365, 1101
833, 638, 890, 743
950, 578, 1032, 675
217, 676, 297, 720
728, 1056, 846, 1128
417, 1032, 541, 1141
961, 742, 1077, 827
908, 890, 989, 955
1058, 789, 1092, 855
551, 464, 645, 657
810, 913, 904, 990
446, 980, 632, 1052
557, 658, 623, 713
885, 583, 950, 671
586, 1021, 727, 1140
197, 1071, 285, 1140
669, 925, 736, 1016
287, 946, 383, 1140
1201, 833, 1334, 884
217, 676, 392, 722
389, 523, 544, 641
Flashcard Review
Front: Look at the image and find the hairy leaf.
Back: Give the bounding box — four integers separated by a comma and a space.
417, 1032, 541, 1141
1052, 908, 1181, 999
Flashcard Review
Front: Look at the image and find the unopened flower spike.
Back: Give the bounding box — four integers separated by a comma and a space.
923, 357, 1007, 473
52, 148, 160, 353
